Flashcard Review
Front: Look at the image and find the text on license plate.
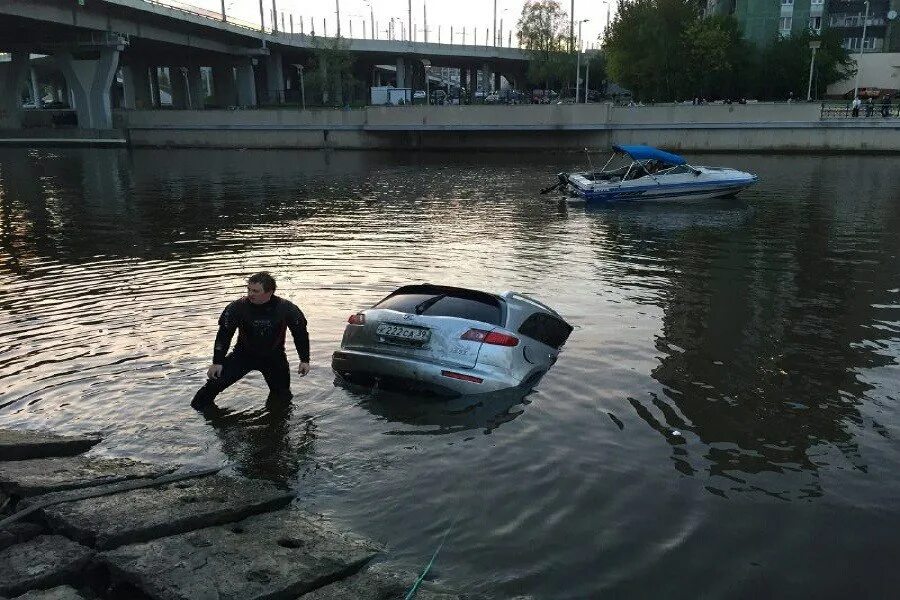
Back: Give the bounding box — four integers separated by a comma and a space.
376, 323, 430, 342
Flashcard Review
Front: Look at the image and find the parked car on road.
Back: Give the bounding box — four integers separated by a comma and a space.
332, 284, 573, 396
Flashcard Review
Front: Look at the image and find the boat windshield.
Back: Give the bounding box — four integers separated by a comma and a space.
582, 151, 687, 182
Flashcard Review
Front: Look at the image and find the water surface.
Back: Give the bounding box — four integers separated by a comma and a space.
1, 147, 898, 598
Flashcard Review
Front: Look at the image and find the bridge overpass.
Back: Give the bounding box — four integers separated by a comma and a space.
0, 0, 532, 129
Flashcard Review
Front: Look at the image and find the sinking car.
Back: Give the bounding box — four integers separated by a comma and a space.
332, 284, 573, 396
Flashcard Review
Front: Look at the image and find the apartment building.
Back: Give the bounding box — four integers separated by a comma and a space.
727, 0, 898, 51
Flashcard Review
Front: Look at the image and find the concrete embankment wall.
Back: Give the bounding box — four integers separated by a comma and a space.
117, 104, 900, 152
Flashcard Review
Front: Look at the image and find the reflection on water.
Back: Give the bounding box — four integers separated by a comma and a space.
1, 147, 899, 599
344, 382, 532, 436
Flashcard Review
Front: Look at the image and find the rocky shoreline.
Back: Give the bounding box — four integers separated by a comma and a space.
0, 428, 467, 599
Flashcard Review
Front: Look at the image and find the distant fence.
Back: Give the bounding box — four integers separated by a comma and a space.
821, 101, 899, 119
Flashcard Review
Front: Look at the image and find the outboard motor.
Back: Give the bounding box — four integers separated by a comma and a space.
540, 173, 570, 195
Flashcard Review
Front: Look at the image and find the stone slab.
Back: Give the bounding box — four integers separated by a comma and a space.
0, 535, 93, 597
0, 456, 172, 497
0, 522, 45, 551
0, 430, 101, 461
11, 586, 86, 600
37, 475, 294, 550
297, 562, 467, 599
102, 508, 381, 600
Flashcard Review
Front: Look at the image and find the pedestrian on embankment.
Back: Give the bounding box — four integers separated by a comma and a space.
191, 271, 310, 410
865, 97, 875, 117
881, 95, 892, 118
852, 96, 861, 117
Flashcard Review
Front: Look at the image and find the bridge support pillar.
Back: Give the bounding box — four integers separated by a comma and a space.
235, 59, 257, 107
187, 65, 206, 109
0, 52, 29, 129
123, 63, 152, 109
264, 51, 284, 104
149, 66, 161, 107
212, 64, 236, 107
170, 66, 189, 109
56, 47, 121, 129
30, 68, 42, 108
494, 71, 501, 92
396, 57, 407, 89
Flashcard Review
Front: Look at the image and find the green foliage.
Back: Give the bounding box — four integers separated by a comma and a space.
683, 15, 750, 99
309, 36, 357, 105
757, 29, 855, 100
603, 0, 856, 101
517, 0, 569, 53
517, 0, 573, 90
604, 0, 697, 101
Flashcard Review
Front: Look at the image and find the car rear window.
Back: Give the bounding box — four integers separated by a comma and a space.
374, 286, 503, 325
518, 313, 573, 349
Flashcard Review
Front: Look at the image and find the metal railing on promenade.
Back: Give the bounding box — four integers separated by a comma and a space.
820, 101, 899, 119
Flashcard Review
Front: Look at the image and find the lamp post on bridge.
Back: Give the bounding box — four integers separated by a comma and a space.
853, 0, 870, 100
291, 64, 306, 110
575, 19, 589, 103
806, 40, 821, 101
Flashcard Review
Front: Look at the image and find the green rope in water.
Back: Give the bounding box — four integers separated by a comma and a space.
403, 514, 458, 600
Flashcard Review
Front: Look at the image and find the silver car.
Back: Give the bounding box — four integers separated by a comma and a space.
332, 284, 573, 396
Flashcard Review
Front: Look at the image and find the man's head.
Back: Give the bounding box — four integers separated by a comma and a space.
247, 272, 276, 305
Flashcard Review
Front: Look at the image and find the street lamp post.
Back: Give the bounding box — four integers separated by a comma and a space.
575, 19, 589, 103
365, 0, 375, 40
336, 0, 341, 38
807, 40, 821, 101
853, 0, 870, 100
494, 0, 498, 46
570, 0, 575, 53
292, 64, 305, 110
423, 59, 431, 105
584, 52, 590, 103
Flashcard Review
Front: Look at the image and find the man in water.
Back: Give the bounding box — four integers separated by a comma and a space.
191, 272, 310, 409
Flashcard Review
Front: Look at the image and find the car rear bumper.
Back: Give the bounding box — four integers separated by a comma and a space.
331, 349, 520, 396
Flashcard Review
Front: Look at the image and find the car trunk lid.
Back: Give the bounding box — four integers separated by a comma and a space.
346, 309, 484, 369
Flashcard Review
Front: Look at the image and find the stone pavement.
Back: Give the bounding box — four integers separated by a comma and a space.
0, 428, 469, 599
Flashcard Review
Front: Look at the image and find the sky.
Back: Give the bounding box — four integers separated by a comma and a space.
183, 0, 616, 50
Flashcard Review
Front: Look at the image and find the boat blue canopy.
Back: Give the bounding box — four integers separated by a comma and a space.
612, 144, 686, 166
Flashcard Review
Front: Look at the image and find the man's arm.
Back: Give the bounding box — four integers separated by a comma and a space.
286, 303, 310, 374
212, 302, 239, 365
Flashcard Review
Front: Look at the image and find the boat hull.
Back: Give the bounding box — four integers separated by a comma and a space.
566, 168, 758, 204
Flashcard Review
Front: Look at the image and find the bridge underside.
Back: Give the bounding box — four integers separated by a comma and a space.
0, 2, 528, 129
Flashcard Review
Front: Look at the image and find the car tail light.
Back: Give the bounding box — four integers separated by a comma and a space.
461, 328, 519, 347
441, 370, 484, 383
348, 313, 366, 325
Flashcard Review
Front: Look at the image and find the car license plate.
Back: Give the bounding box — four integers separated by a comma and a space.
376, 323, 430, 343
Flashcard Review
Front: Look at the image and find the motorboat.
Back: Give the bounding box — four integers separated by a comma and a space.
548, 145, 758, 203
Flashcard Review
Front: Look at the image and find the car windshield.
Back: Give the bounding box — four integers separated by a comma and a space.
374, 286, 503, 325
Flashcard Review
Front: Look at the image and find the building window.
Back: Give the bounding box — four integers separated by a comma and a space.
781, 0, 794, 5
809, 16, 821, 32
779, 16, 793, 35
811, 0, 823, 5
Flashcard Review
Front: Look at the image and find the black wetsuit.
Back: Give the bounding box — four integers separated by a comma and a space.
191, 295, 309, 408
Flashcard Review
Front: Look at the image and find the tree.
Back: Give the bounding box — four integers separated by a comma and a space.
755, 29, 853, 100
516, 0, 572, 91
604, 0, 698, 101
309, 36, 356, 106
683, 15, 750, 100
602, 0, 853, 101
